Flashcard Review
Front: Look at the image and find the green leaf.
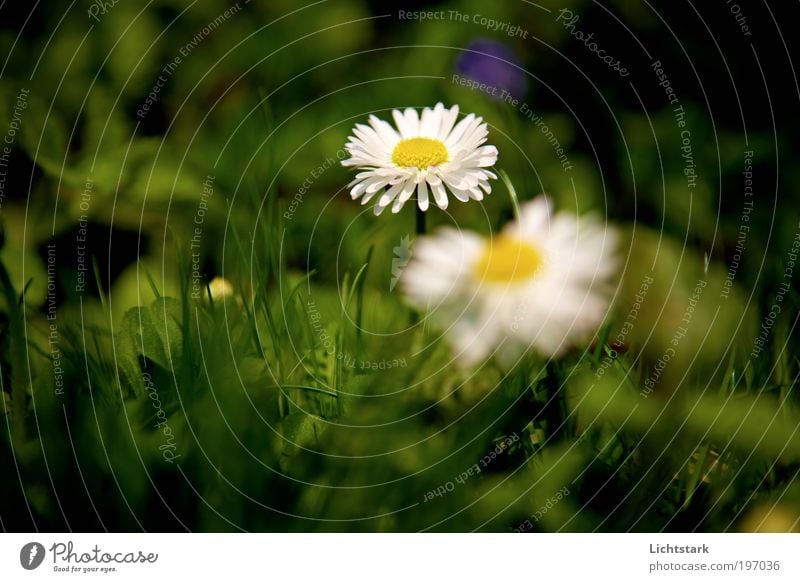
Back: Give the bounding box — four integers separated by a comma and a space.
684, 394, 800, 462
277, 411, 324, 472
116, 297, 183, 390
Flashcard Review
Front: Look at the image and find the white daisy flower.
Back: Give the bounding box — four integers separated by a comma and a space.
401, 197, 618, 365
341, 103, 498, 215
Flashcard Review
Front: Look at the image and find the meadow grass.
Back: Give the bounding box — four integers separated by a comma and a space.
2, 172, 799, 533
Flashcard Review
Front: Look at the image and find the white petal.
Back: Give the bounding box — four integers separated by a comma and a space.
431, 180, 448, 209
419, 105, 438, 137
366, 179, 391, 194
510, 196, 552, 237
449, 188, 470, 202
438, 104, 460, 141
368, 114, 401, 146
403, 107, 420, 135
417, 179, 429, 211
376, 180, 406, 209
391, 180, 417, 213
349, 181, 369, 199
444, 113, 476, 148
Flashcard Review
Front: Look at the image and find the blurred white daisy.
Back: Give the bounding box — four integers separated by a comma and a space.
341, 103, 498, 215
401, 197, 618, 365
207, 277, 235, 300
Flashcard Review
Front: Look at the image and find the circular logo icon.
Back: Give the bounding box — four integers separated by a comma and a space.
19, 542, 46, 570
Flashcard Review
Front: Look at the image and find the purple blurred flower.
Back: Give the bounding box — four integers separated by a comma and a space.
456, 39, 528, 101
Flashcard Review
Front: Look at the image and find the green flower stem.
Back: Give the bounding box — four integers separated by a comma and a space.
409, 205, 426, 325
416, 204, 426, 236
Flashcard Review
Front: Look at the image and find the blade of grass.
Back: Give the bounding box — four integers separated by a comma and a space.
683, 443, 709, 509
355, 246, 374, 340
499, 169, 521, 220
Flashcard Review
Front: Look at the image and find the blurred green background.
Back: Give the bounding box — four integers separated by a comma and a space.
1, 0, 800, 532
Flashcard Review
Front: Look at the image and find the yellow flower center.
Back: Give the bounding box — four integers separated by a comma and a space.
391, 137, 448, 169
474, 237, 543, 283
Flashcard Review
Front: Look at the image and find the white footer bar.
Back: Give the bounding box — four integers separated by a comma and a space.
1, 533, 796, 580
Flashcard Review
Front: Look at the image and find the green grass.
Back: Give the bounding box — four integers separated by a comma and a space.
1, 0, 799, 533
2, 179, 800, 532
